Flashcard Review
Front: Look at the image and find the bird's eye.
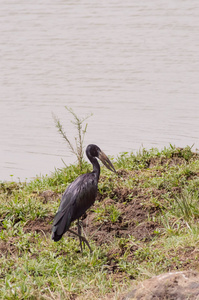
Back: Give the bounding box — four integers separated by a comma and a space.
91, 147, 98, 157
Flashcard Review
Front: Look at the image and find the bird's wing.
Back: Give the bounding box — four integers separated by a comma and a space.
52, 173, 97, 237
52, 191, 73, 229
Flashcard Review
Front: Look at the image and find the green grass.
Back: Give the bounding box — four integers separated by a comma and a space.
0, 145, 199, 299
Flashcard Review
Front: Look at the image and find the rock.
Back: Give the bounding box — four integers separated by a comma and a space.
122, 271, 199, 300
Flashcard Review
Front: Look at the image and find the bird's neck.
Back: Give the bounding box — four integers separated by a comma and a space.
90, 157, 100, 180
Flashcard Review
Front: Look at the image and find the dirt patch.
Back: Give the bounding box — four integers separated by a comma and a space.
83, 197, 158, 246
0, 238, 20, 256
81, 181, 168, 246
39, 190, 61, 203
23, 216, 53, 235
0, 217, 53, 257
148, 156, 186, 168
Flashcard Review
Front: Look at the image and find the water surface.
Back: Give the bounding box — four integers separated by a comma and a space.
0, 0, 199, 181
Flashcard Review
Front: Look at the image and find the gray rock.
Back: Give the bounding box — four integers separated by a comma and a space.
122, 271, 199, 300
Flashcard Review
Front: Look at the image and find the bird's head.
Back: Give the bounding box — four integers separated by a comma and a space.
86, 144, 116, 173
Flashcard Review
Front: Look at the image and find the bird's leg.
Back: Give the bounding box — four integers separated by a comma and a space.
68, 229, 92, 253
77, 219, 83, 252
78, 220, 86, 250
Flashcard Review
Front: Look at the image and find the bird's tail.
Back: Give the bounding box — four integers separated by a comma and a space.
51, 231, 62, 242
51, 210, 71, 242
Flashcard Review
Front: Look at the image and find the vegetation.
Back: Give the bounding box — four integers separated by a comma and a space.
53, 106, 92, 171
0, 145, 199, 299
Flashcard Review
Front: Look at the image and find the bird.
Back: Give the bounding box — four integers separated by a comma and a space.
51, 144, 116, 252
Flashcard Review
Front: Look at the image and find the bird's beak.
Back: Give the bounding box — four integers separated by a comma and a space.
98, 151, 116, 173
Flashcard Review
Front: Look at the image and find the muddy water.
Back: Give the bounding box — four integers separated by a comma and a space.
0, 1, 199, 181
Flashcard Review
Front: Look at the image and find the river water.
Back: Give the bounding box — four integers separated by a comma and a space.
0, 0, 199, 181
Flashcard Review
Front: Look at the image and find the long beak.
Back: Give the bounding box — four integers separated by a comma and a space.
98, 151, 116, 173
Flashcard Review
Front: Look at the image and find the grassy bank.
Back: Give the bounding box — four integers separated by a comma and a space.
0, 145, 199, 299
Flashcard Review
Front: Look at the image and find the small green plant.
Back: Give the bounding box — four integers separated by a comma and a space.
174, 190, 199, 221
108, 204, 121, 223
53, 106, 92, 171
94, 203, 121, 224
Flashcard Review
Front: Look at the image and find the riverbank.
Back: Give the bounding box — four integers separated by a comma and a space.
0, 145, 199, 299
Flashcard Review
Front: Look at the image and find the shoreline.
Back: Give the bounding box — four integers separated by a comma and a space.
0, 145, 199, 299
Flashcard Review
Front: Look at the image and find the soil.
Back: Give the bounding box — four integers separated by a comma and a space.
23, 216, 52, 235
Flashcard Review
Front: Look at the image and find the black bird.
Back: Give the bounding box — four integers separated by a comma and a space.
52, 144, 116, 252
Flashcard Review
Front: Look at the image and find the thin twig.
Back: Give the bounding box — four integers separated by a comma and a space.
52, 107, 92, 171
